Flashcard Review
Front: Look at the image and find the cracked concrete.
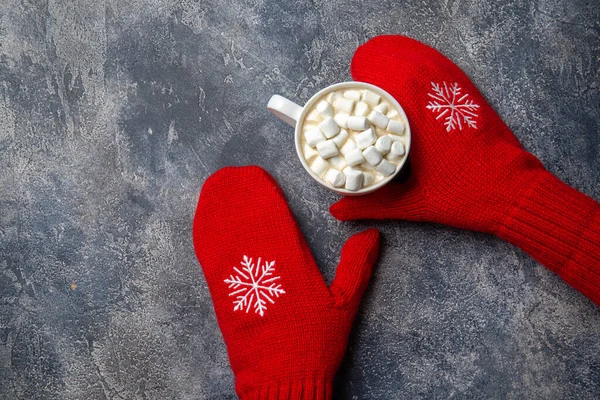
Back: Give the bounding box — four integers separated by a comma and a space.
1, 0, 599, 398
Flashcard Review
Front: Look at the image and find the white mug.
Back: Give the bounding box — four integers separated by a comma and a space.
267, 81, 411, 195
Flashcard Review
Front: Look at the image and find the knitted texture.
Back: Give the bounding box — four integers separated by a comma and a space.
193, 166, 380, 399
330, 35, 600, 306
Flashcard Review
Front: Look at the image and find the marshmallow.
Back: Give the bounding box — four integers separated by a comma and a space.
340, 139, 357, 155
344, 167, 363, 191
329, 154, 347, 170
388, 141, 405, 159
355, 128, 377, 150
303, 143, 318, 161
363, 91, 381, 106
305, 128, 325, 146
343, 90, 361, 100
345, 148, 366, 166
311, 157, 329, 175
368, 110, 389, 129
333, 113, 349, 129
363, 146, 383, 166
326, 92, 338, 104
316, 101, 333, 118
363, 172, 375, 187
332, 129, 348, 147
333, 97, 355, 114
388, 134, 403, 142
347, 116, 369, 131
361, 161, 376, 171
386, 109, 399, 119
316, 139, 338, 159
353, 101, 370, 117
375, 135, 392, 154
326, 169, 345, 187
374, 103, 388, 114
306, 109, 320, 122
387, 119, 405, 135
376, 159, 396, 176
375, 127, 387, 137
319, 117, 340, 139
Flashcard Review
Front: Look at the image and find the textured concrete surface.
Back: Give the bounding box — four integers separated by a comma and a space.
1, 0, 599, 398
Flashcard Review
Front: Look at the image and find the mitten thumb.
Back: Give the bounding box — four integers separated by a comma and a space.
330, 177, 428, 222
329, 228, 380, 311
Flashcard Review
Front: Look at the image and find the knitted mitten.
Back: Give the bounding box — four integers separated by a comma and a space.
193, 166, 380, 399
331, 35, 600, 306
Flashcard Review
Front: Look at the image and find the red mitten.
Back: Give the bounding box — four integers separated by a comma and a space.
331, 35, 600, 306
193, 166, 380, 399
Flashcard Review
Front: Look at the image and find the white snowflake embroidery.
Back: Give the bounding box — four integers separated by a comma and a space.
426, 82, 480, 132
224, 255, 285, 317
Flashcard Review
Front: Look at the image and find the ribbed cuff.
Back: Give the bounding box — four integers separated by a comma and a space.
238, 378, 332, 400
497, 171, 600, 306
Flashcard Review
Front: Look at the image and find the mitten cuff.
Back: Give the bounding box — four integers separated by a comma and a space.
497, 171, 600, 305
238, 377, 332, 400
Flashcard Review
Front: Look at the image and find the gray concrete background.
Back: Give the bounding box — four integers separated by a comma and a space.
1, 0, 599, 398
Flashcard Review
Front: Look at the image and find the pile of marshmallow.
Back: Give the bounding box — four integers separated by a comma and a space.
301, 88, 407, 191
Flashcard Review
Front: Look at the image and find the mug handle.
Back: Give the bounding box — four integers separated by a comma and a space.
267, 95, 303, 128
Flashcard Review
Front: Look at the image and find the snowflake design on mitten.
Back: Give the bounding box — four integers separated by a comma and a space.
224, 256, 285, 317
426, 82, 480, 132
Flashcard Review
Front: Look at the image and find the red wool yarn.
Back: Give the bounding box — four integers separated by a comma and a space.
193, 166, 380, 399
331, 35, 600, 306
